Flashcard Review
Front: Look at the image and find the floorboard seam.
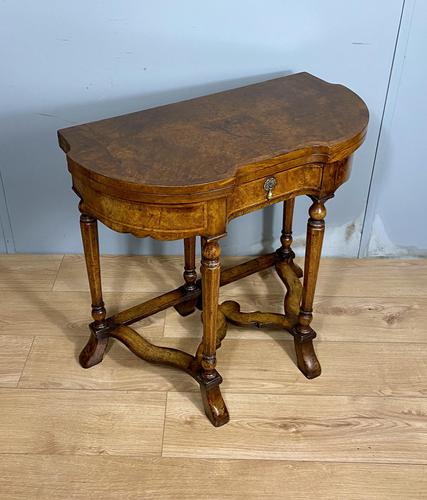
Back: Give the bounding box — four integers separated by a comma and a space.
160, 392, 170, 456
5, 387, 426, 399
0, 453, 426, 466
16, 336, 35, 387
51, 254, 65, 291
14, 333, 427, 346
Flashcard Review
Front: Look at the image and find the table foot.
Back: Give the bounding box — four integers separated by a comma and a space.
79, 329, 109, 368
219, 258, 322, 381
110, 323, 229, 427
199, 375, 229, 427
294, 337, 321, 379
174, 297, 198, 317
79, 306, 230, 427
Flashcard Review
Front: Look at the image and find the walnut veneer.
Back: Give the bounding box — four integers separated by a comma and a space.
58, 72, 368, 427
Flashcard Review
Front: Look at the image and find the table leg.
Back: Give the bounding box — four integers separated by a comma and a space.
78, 210, 109, 368
277, 198, 296, 260
199, 237, 229, 427
292, 196, 327, 379
174, 236, 198, 316
276, 198, 303, 278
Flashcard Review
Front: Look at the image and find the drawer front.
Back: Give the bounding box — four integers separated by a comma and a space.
228, 163, 322, 218
74, 176, 207, 240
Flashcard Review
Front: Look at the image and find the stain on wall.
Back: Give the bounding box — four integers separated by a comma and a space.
368, 215, 427, 258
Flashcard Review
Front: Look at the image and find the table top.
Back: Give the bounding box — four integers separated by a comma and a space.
58, 72, 368, 195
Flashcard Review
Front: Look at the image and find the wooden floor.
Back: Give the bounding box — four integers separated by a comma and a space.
0, 254, 426, 499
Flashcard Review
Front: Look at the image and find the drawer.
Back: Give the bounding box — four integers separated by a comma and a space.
73, 175, 207, 240
228, 163, 322, 218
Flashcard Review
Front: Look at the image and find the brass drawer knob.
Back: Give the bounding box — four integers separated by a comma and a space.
263, 176, 277, 200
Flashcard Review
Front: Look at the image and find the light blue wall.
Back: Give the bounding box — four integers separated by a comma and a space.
361, 0, 427, 257
0, 1, 409, 256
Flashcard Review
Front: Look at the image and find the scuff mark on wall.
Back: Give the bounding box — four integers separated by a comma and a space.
240, 212, 427, 258
367, 214, 427, 257
292, 213, 364, 258
233, 213, 365, 258
345, 221, 357, 242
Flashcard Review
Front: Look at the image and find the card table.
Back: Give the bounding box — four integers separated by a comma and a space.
58, 72, 368, 426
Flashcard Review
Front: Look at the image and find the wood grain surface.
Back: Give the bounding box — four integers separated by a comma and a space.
1, 456, 425, 500
0, 336, 33, 387
0, 291, 165, 337
165, 294, 427, 343
0, 254, 63, 290
19, 337, 427, 397
54, 255, 427, 296
58, 73, 368, 194
0, 389, 165, 456
0, 254, 426, 499
163, 392, 427, 463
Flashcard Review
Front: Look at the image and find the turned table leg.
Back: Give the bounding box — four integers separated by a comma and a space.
174, 236, 198, 316
292, 196, 328, 379
78, 209, 109, 368
277, 198, 296, 261
276, 198, 303, 278
199, 237, 229, 427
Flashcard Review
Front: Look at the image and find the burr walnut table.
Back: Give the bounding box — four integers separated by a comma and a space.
58, 72, 368, 427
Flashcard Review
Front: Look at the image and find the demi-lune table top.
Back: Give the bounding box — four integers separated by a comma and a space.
58, 72, 368, 196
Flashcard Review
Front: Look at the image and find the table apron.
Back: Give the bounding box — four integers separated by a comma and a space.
73, 159, 351, 240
